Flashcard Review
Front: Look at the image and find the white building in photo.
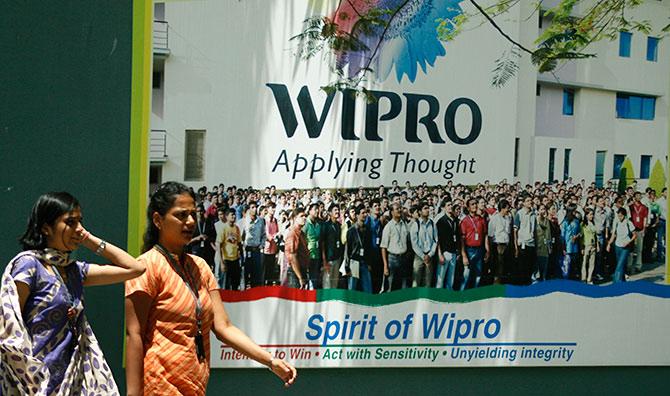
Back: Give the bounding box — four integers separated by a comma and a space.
528, 1, 669, 188
149, 0, 669, 190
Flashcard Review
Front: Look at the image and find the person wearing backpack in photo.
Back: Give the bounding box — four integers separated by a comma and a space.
607, 207, 637, 283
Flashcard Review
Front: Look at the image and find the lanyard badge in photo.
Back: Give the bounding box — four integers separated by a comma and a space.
394, 222, 404, 247
468, 216, 479, 241
155, 244, 206, 361
355, 228, 364, 257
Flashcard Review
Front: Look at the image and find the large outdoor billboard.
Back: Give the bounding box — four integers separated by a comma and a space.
158, 0, 670, 370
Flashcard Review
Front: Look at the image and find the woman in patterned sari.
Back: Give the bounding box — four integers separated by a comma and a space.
0, 192, 145, 395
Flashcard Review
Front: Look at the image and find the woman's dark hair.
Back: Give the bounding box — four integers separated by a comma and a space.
584, 208, 595, 225
20, 192, 80, 250
142, 181, 195, 253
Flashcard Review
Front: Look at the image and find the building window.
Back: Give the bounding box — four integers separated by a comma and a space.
616, 93, 655, 120
152, 72, 162, 89
562, 89, 574, 116
595, 151, 606, 188
647, 37, 659, 62
149, 165, 162, 195
184, 130, 206, 181
619, 31, 632, 57
563, 148, 571, 181
536, 84, 541, 96
514, 138, 520, 177
613, 154, 626, 179
154, 2, 165, 21
640, 155, 652, 179
548, 148, 556, 183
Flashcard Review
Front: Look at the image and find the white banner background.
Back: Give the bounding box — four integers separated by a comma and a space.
211, 293, 670, 368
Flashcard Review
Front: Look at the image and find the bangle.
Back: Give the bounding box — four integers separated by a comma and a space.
95, 240, 107, 255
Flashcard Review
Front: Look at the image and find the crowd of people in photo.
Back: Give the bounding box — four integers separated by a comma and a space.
186, 178, 667, 293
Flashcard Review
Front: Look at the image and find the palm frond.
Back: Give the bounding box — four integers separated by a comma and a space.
492, 46, 521, 88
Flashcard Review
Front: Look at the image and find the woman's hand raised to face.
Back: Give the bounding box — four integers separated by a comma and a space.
75, 226, 97, 251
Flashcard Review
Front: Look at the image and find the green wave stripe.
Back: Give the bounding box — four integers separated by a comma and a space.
317, 285, 506, 306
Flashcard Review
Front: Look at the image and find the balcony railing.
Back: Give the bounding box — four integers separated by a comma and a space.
150, 130, 168, 162
153, 20, 170, 56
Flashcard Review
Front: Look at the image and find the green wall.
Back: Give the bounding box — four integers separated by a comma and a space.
213, 366, 670, 395
0, 1, 133, 391
2, 2, 668, 395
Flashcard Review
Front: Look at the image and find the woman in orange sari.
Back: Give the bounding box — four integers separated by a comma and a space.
125, 182, 296, 395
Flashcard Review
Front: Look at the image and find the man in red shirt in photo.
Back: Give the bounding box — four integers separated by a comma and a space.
460, 198, 490, 290
629, 191, 648, 274
284, 207, 310, 288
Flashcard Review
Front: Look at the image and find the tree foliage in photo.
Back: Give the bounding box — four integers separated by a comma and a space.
648, 159, 667, 195
618, 157, 636, 193
292, 0, 667, 93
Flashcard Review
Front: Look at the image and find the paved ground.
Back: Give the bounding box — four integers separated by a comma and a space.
594, 258, 668, 285
626, 260, 668, 284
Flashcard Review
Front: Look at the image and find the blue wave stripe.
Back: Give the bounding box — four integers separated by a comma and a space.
505, 280, 670, 299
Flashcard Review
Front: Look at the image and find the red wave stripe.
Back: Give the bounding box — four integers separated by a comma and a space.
220, 344, 320, 349
219, 286, 316, 303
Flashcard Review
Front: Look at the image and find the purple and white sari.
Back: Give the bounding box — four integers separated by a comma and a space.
0, 251, 118, 395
